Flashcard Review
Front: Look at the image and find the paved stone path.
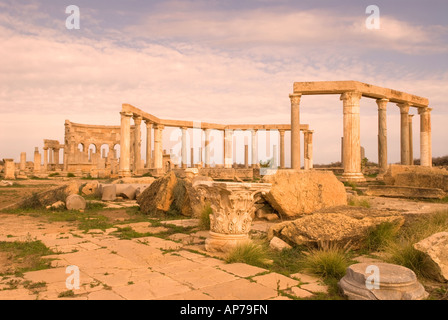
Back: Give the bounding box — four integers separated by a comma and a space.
0, 214, 327, 300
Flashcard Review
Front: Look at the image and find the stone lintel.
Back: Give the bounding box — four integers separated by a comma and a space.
293, 81, 428, 108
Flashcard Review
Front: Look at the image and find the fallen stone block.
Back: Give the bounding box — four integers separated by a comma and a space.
338, 262, 428, 300
414, 232, 448, 282
101, 184, 117, 201
269, 236, 292, 251
65, 194, 86, 211
365, 185, 445, 199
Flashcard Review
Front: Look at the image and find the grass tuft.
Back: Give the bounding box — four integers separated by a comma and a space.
225, 241, 270, 267
302, 243, 351, 280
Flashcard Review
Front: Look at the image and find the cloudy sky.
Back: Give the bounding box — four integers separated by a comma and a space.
0, 0, 447, 166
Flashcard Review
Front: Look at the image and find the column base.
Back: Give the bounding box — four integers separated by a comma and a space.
205, 231, 250, 253
118, 170, 132, 178
340, 172, 366, 183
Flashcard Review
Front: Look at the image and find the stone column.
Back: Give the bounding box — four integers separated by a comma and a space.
251, 129, 258, 168
272, 145, 278, 168
397, 103, 411, 165
244, 145, 249, 168
3, 159, 15, 180
53, 148, 60, 168
304, 130, 314, 170
153, 124, 164, 169
33, 147, 41, 173
418, 107, 432, 167
191, 147, 194, 168
279, 130, 285, 169
204, 129, 211, 168
376, 99, 388, 174
20, 152, 26, 172
408, 114, 414, 165
49, 148, 53, 165
133, 115, 142, 172
145, 120, 152, 168
290, 94, 302, 170
224, 129, 233, 168
181, 127, 188, 169
119, 111, 133, 177
43, 147, 48, 172
340, 91, 365, 182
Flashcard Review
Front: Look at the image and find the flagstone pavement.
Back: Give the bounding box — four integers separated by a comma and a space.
0, 213, 327, 300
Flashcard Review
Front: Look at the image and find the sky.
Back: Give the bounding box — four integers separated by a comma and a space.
0, 0, 447, 166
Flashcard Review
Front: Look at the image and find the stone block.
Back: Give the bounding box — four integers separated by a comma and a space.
262, 169, 347, 218
366, 185, 445, 199
414, 232, 448, 282
101, 184, 117, 201
65, 194, 86, 211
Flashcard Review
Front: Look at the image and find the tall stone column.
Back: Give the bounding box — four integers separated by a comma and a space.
53, 148, 60, 168
43, 147, 48, 172
272, 145, 278, 168
340, 91, 365, 182
204, 129, 211, 168
244, 145, 249, 168
33, 147, 41, 173
133, 116, 142, 172
397, 103, 411, 165
279, 130, 285, 169
119, 111, 133, 177
251, 129, 258, 168
418, 107, 432, 167
191, 147, 194, 168
290, 94, 302, 170
376, 99, 388, 174
19, 152, 26, 172
304, 130, 314, 170
408, 114, 414, 165
153, 124, 164, 169
224, 129, 233, 168
145, 120, 152, 168
181, 127, 188, 169
49, 148, 53, 165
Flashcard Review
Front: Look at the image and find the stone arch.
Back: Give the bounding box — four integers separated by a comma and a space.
113, 144, 120, 159
100, 144, 110, 158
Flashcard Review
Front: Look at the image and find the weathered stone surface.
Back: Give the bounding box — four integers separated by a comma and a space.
338, 263, 428, 300
269, 208, 404, 249
269, 236, 292, 251
65, 194, 86, 211
175, 180, 204, 217
262, 170, 347, 218
384, 165, 448, 191
366, 185, 445, 199
101, 184, 117, 201
117, 185, 137, 200
46, 201, 65, 209
14, 181, 80, 209
81, 181, 99, 196
137, 171, 178, 214
414, 232, 448, 282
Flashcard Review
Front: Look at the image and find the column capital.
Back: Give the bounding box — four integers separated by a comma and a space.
340, 91, 362, 103
418, 106, 432, 115
408, 114, 414, 119
154, 124, 165, 130
289, 93, 302, 105
397, 103, 411, 114
133, 115, 142, 125
376, 98, 389, 110
120, 111, 133, 118
144, 119, 153, 127
278, 129, 285, 135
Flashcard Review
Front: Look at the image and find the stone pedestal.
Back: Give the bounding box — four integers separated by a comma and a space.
196, 181, 271, 253
339, 263, 428, 300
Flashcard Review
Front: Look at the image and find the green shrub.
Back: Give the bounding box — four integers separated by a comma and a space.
48, 172, 60, 177
67, 173, 75, 177
302, 244, 351, 279
20, 192, 43, 209
225, 242, 270, 267
199, 204, 212, 230
364, 221, 400, 251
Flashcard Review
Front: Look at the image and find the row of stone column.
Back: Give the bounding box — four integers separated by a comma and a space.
378, 99, 432, 174
290, 92, 432, 182
119, 111, 315, 176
